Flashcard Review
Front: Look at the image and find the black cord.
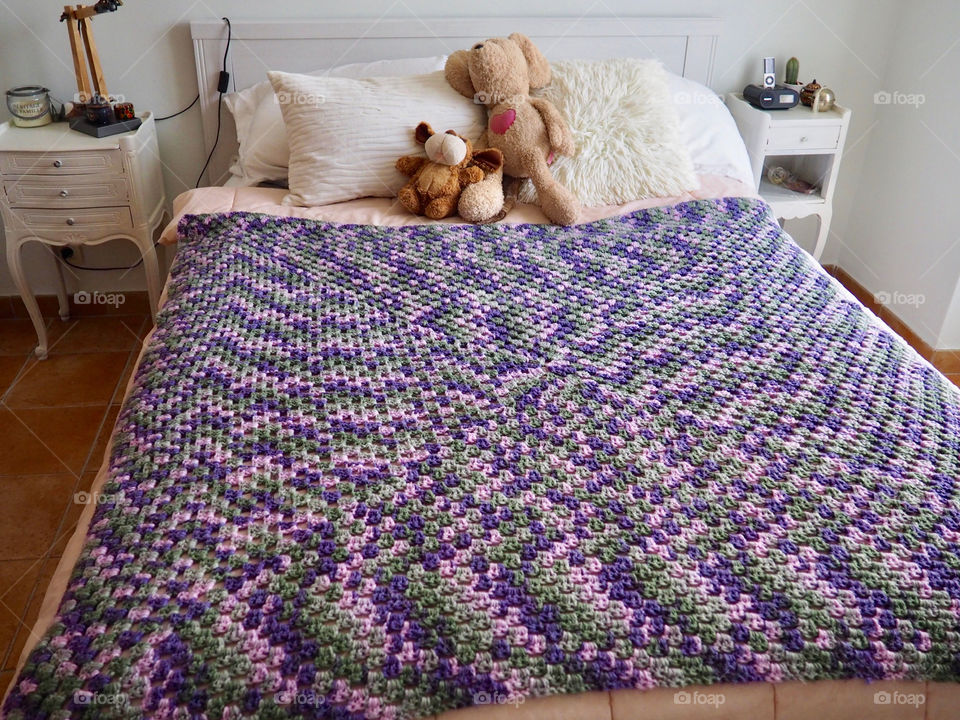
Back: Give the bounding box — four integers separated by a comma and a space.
60, 241, 161, 272
195, 17, 231, 188
64, 256, 143, 271
195, 93, 223, 188
155, 93, 199, 121
221, 17, 232, 74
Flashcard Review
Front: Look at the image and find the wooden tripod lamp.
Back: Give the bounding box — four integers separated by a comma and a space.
60, 0, 123, 104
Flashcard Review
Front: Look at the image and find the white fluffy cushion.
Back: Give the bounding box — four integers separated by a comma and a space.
519, 59, 697, 207
269, 70, 485, 207
225, 56, 448, 185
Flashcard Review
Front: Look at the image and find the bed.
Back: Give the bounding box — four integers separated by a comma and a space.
4, 17, 960, 720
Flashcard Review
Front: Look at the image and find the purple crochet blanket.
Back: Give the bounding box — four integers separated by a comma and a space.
5, 198, 960, 719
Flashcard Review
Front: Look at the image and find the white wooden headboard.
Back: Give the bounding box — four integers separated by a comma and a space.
190, 17, 722, 185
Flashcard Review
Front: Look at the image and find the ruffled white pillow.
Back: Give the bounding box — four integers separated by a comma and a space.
269, 70, 485, 207
224, 56, 449, 186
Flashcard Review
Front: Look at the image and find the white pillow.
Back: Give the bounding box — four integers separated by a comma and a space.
224, 82, 288, 184
329, 56, 449, 78
667, 73, 754, 188
224, 56, 448, 185
269, 70, 485, 207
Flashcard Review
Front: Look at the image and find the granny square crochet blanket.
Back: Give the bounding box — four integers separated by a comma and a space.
5, 198, 960, 719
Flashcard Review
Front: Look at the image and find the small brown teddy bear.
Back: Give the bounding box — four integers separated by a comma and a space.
395, 122, 503, 220
445, 33, 580, 225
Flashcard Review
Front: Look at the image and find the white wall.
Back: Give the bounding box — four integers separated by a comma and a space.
0, 1, 900, 304
836, 1, 960, 349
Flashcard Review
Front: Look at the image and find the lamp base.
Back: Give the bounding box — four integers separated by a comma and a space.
69, 116, 141, 138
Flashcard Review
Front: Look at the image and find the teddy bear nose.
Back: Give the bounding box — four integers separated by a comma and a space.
473, 43, 483, 50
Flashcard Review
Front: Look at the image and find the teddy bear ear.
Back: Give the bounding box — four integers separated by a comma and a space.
414, 122, 434, 144
471, 148, 504, 174
444, 50, 476, 99
508, 33, 551, 89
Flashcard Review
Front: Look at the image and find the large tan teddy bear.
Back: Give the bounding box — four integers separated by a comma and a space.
395, 121, 504, 220
445, 33, 581, 225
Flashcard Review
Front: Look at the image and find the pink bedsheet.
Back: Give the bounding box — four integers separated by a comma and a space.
159, 174, 756, 245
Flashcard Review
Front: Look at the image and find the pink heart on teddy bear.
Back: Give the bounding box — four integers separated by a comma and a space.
490, 108, 516, 135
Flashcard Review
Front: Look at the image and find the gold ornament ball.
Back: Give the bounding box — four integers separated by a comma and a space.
815, 87, 836, 112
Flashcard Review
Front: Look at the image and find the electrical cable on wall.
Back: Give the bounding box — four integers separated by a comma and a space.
195, 16, 231, 188
155, 93, 199, 121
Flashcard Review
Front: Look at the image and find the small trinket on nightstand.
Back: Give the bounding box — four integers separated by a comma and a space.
113, 101, 135, 121
811, 87, 836, 113
767, 166, 817, 194
84, 96, 114, 125
800, 79, 822, 107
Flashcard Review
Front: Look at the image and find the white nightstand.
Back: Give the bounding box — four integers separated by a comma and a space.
0, 113, 166, 358
725, 93, 851, 260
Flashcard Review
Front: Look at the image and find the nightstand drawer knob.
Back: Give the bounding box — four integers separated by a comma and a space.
65, 217, 76, 226
800, 136, 808, 142
52, 160, 62, 168
59, 189, 69, 198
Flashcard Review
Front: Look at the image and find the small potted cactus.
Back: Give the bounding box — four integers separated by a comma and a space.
784, 57, 804, 93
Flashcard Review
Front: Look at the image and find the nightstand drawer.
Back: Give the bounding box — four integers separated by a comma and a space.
4, 176, 129, 208
767, 125, 841, 151
7, 206, 134, 238
0, 149, 122, 176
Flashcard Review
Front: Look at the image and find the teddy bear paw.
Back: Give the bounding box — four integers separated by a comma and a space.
458, 175, 505, 223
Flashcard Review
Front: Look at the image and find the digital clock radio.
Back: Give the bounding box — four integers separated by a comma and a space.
743, 83, 799, 110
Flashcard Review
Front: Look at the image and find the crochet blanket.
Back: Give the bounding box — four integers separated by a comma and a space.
6, 198, 960, 719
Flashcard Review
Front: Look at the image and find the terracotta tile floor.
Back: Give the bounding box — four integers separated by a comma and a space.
0, 313, 149, 689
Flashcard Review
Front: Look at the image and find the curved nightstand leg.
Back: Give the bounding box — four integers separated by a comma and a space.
133, 231, 161, 320
7, 238, 48, 359
51, 246, 71, 321
813, 208, 832, 262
